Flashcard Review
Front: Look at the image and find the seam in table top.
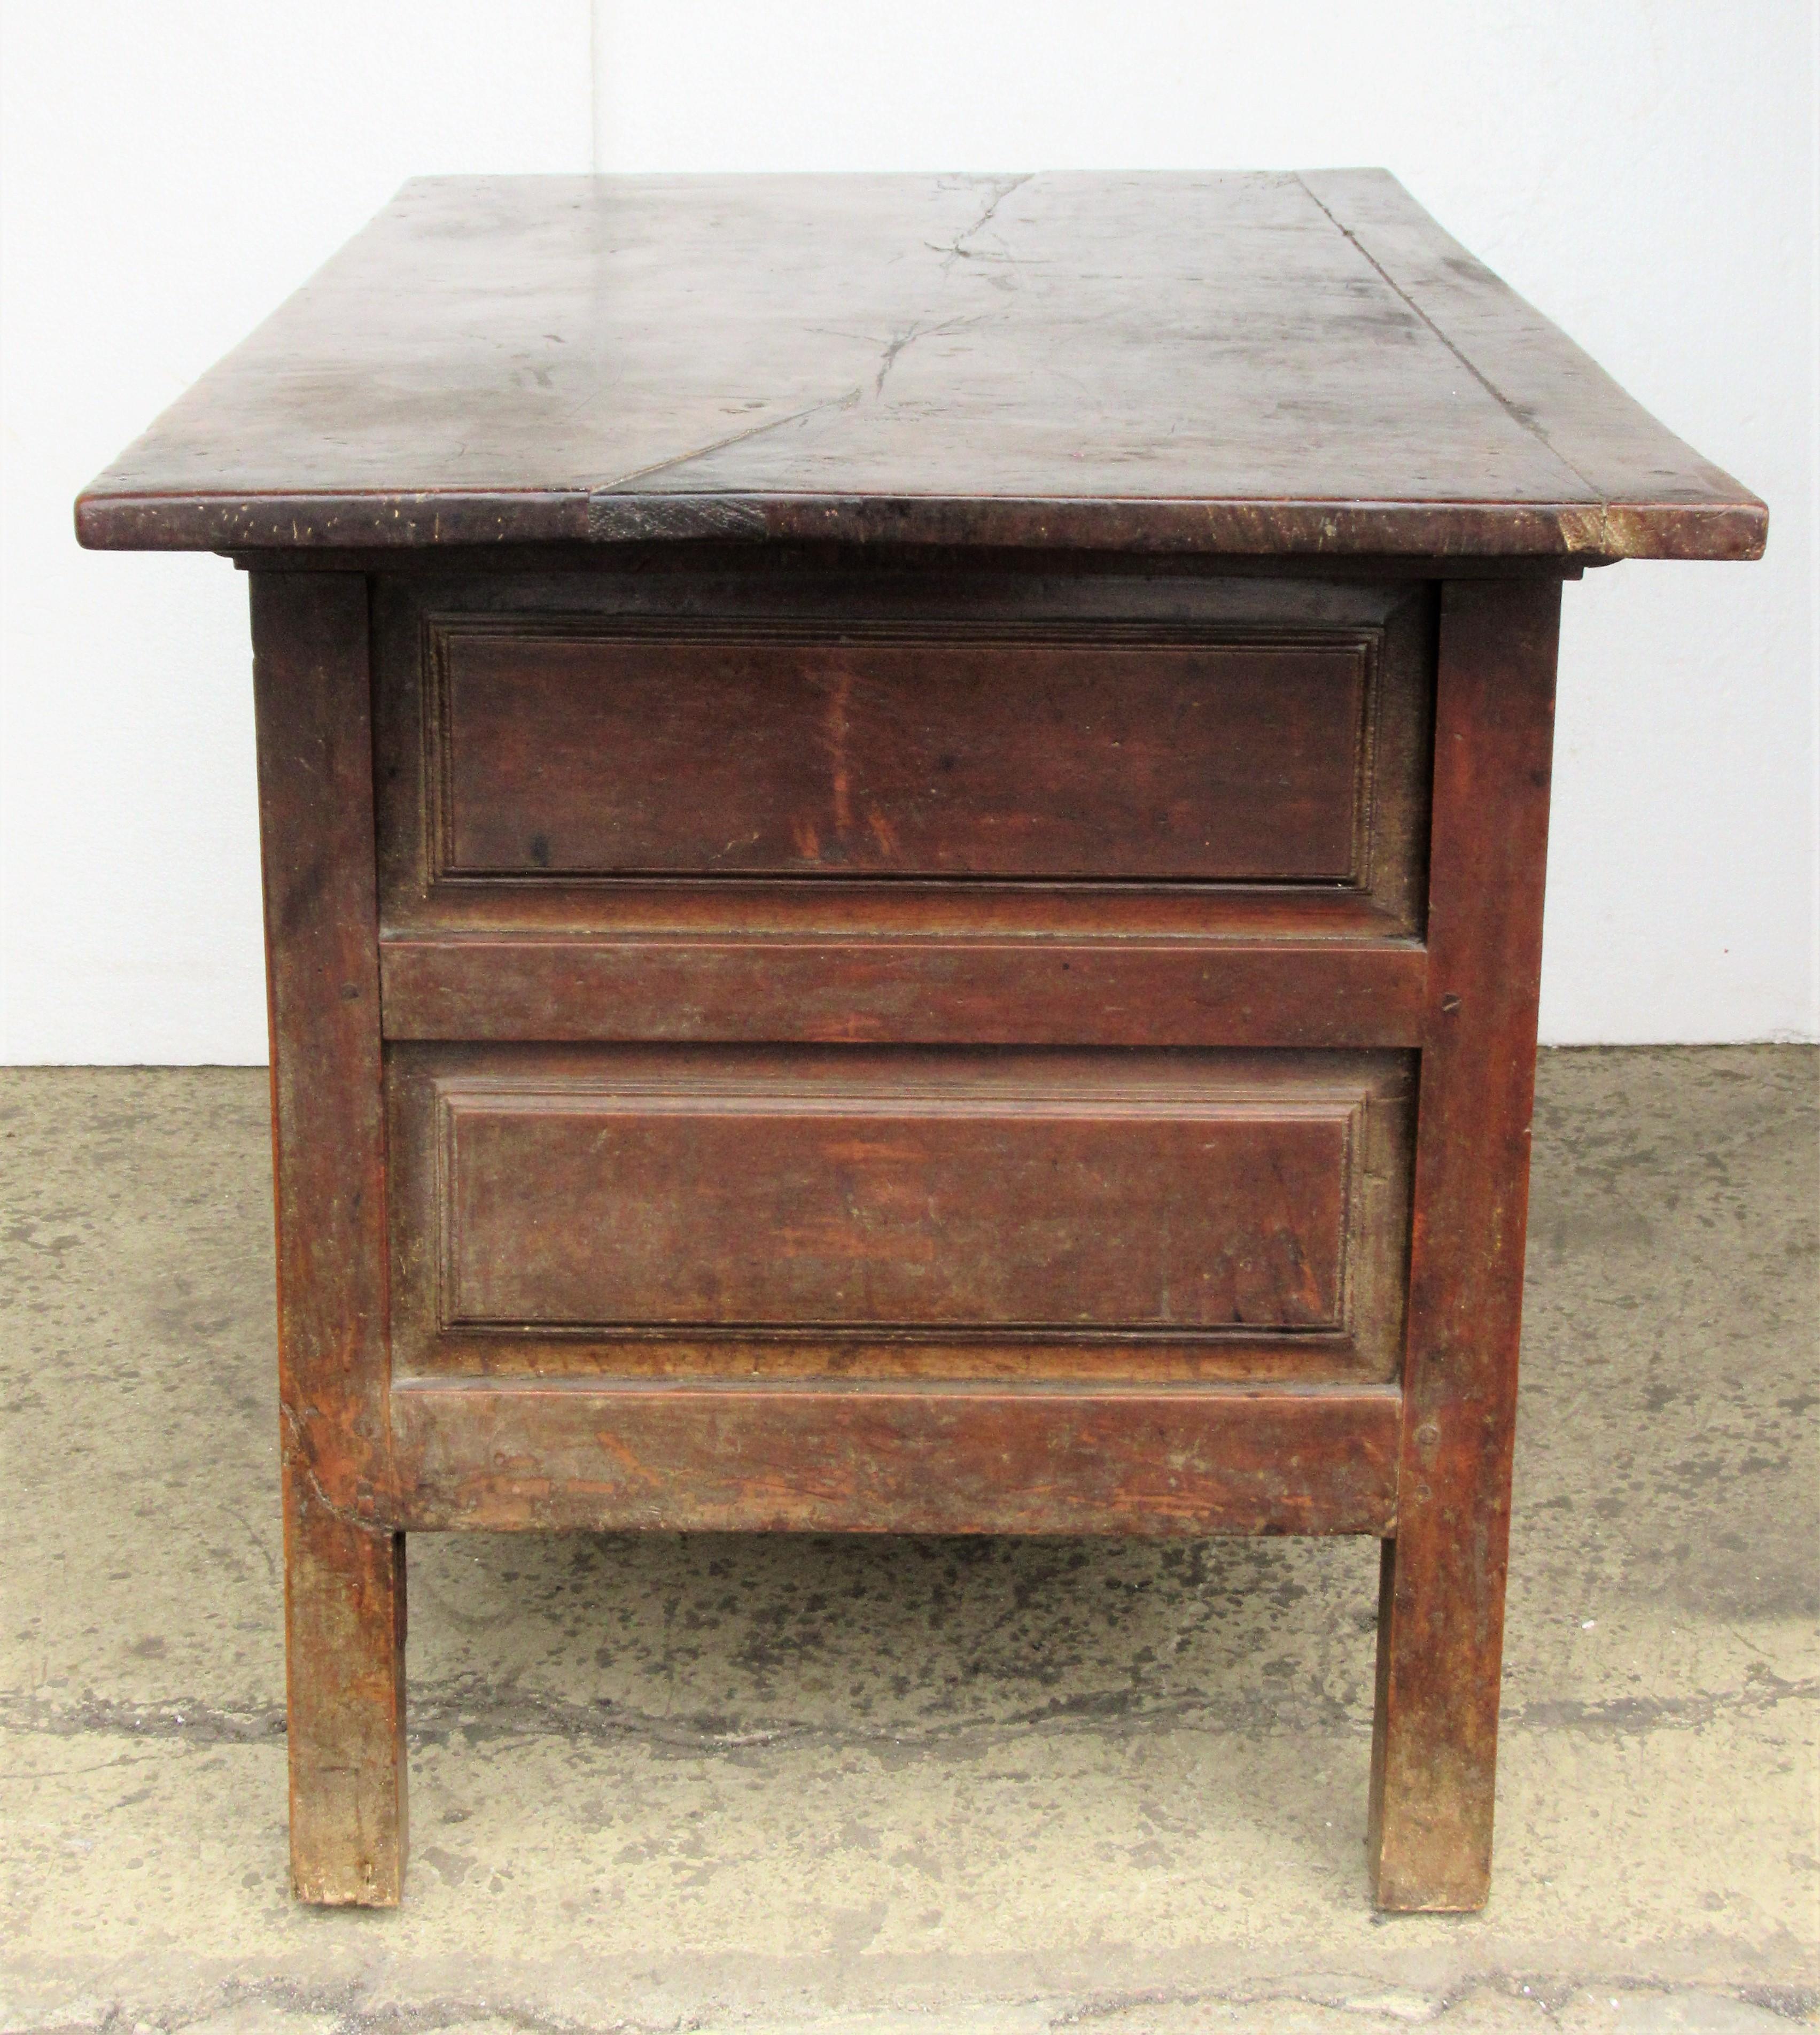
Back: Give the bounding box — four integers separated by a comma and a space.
1293, 172, 1613, 553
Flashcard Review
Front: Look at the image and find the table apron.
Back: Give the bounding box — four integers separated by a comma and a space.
374, 1380, 1403, 1536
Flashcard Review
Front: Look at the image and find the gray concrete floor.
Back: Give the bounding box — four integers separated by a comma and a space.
1, 1048, 1815, 2035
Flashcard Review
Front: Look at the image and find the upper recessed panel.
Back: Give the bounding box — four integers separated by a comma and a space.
75, 170, 1764, 560
430, 624, 1374, 886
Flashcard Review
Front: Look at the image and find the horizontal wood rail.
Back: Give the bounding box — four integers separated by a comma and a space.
378, 936, 1428, 1048
379, 1380, 1403, 1536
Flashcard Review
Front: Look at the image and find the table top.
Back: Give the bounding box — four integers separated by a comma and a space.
76, 171, 1763, 562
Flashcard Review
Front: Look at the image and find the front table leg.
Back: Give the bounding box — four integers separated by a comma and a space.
284, 1468, 407, 1903
1367, 579, 1560, 1909
252, 571, 403, 1901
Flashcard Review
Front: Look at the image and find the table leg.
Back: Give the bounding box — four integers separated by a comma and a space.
284, 1471, 407, 1903
1367, 578, 1559, 1910
252, 570, 402, 1901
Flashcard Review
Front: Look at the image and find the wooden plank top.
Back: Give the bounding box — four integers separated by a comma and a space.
76, 171, 1764, 561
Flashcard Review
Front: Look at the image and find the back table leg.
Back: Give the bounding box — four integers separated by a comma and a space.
1368, 579, 1560, 1910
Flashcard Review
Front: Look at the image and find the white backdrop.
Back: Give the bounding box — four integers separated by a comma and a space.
3, 0, 1814, 1059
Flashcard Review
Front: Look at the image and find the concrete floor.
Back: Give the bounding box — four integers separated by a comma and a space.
1, 1048, 1815, 2034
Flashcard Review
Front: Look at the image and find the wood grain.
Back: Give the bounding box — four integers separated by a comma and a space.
253, 573, 393, 1507
432, 625, 1375, 883
376, 568, 1436, 945
74, 174, 1762, 560
1367, 578, 1560, 1912
1297, 171, 1767, 562
384, 1045, 1414, 1387
377, 937, 1428, 1050
282, 1488, 406, 1905
440, 1085, 1356, 1332
252, 572, 405, 1904
77, 159, 1768, 1915
388, 1380, 1403, 1536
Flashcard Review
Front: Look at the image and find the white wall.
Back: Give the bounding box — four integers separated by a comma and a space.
0, 2, 594, 1062
3, 1, 1814, 1058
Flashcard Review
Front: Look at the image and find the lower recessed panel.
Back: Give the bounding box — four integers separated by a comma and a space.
388, 1046, 1413, 1384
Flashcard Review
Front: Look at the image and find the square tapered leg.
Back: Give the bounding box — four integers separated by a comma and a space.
1367, 580, 1558, 1911
283, 1473, 407, 1904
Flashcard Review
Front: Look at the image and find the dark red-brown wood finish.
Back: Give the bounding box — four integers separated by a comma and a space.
250, 576, 405, 1902
77, 172, 1762, 562
78, 172, 1762, 1912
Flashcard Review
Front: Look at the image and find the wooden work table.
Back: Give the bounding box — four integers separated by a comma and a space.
79, 170, 1763, 1910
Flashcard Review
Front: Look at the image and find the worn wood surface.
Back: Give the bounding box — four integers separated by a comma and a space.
386, 1046, 1413, 1385
387, 1380, 1403, 1536
433, 626, 1376, 882
80, 164, 1766, 1912
1294, 174, 1762, 562
1366, 578, 1560, 1912
377, 937, 1428, 1050
377, 568, 1435, 944
75, 173, 1762, 560
282, 1487, 406, 1905
444, 1076, 1357, 1331
253, 574, 393, 1510
251, 573, 404, 1903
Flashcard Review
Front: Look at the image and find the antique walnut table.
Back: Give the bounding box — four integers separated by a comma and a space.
78, 172, 1764, 1910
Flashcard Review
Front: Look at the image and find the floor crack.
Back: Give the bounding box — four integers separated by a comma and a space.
7, 1669, 1811, 1766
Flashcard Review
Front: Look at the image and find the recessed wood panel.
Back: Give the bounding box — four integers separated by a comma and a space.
387, 1045, 1414, 1384
372, 572, 1436, 950
431, 625, 1373, 884
446, 1089, 1349, 1332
